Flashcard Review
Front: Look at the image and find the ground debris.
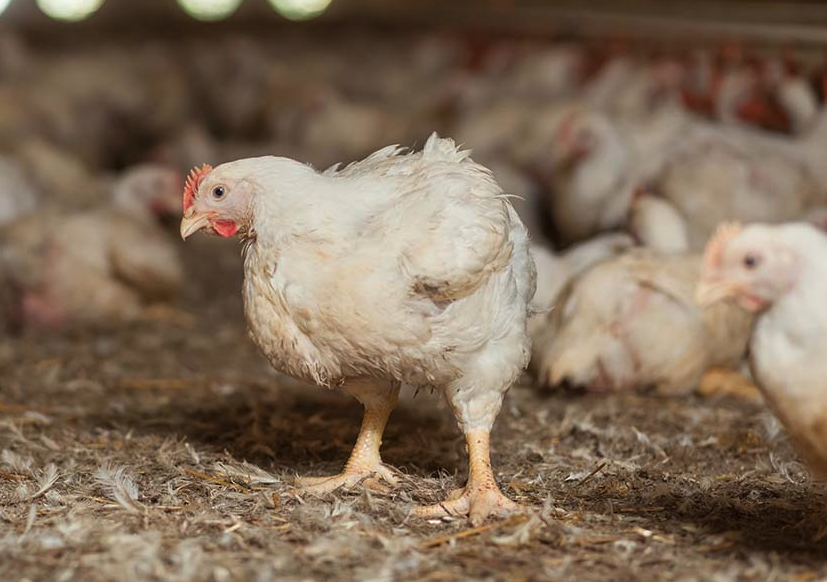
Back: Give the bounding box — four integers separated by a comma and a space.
1, 243, 825, 582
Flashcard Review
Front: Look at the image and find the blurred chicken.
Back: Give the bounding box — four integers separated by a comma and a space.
629, 191, 689, 252
604, 59, 686, 121
529, 233, 634, 332
20, 52, 159, 166
502, 44, 584, 100
757, 57, 819, 135
697, 222, 827, 477
536, 106, 634, 245
533, 95, 692, 246
0, 164, 183, 331
539, 50, 825, 250
13, 138, 104, 210
532, 249, 753, 395
453, 100, 535, 165
484, 160, 545, 239
179, 135, 535, 524
0, 156, 38, 227
630, 133, 822, 253
151, 122, 220, 172
266, 81, 444, 169
188, 37, 271, 138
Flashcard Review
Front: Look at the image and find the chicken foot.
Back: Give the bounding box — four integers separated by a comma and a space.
414, 429, 522, 525
295, 379, 399, 495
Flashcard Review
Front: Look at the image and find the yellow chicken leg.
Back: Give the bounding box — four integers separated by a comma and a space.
414, 429, 521, 525
296, 379, 399, 495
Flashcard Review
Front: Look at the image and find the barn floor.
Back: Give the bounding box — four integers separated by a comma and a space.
0, 240, 825, 582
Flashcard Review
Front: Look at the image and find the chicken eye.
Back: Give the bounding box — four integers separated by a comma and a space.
743, 253, 760, 269
212, 186, 226, 200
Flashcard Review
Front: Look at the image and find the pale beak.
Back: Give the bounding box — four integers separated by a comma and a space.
695, 279, 739, 307
180, 212, 211, 240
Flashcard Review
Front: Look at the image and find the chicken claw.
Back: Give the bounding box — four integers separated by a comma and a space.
414, 430, 523, 525
295, 380, 399, 496
295, 462, 398, 495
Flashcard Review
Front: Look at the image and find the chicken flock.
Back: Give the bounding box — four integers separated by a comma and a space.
2, 30, 827, 523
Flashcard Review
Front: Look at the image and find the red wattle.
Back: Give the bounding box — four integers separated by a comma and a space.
212, 219, 239, 238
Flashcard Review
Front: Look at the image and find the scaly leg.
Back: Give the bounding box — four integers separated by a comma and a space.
414, 429, 521, 525
296, 379, 399, 495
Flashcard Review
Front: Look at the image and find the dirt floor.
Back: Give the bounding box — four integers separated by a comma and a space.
1, 240, 826, 582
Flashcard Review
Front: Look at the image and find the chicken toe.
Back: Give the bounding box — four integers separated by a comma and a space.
296, 462, 398, 495
414, 430, 523, 525
295, 379, 399, 496
416, 485, 521, 525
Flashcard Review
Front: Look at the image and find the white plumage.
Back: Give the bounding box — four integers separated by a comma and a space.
180, 133, 536, 524
698, 222, 827, 478
0, 155, 38, 226
0, 164, 183, 331
528, 233, 634, 338
533, 249, 753, 395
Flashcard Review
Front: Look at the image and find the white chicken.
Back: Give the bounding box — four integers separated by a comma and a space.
0, 164, 183, 331
536, 106, 633, 245
532, 249, 753, 395
484, 160, 544, 238
697, 222, 827, 477
630, 131, 823, 253
179, 134, 536, 524
528, 233, 634, 337
534, 102, 691, 247
0, 156, 38, 227
13, 138, 104, 210
761, 58, 819, 135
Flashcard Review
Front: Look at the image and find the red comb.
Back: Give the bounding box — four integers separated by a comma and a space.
183, 163, 212, 213
704, 222, 742, 272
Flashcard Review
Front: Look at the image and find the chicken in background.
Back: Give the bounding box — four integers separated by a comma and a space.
18, 53, 157, 167
600, 58, 686, 121
677, 46, 785, 131
150, 122, 220, 172
628, 190, 690, 253
338, 34, 468, 104
532, 249, 753, 396
486, 160, 545, 238
747, 98, 827, 189
697, 222, 827, 477
0, 156, 38, 227
529, 70, 693, 247
711, 50, 772, 130
105, 163, 183, 221
185, 36, 273, 140
282, 89, 431, 168
628, 69, 827, 252
179, 135, 535, 524
0, 164, 184, 332
528, 233, 634, 337
533, 47, 827, 252
500, 44, 585, 101
533, 106, 635, 246
629, 135, 822, 253
12, 138, 107, 210
750, 56, 819, 135
452, 99, 536, 167
582, 55, 641, 112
